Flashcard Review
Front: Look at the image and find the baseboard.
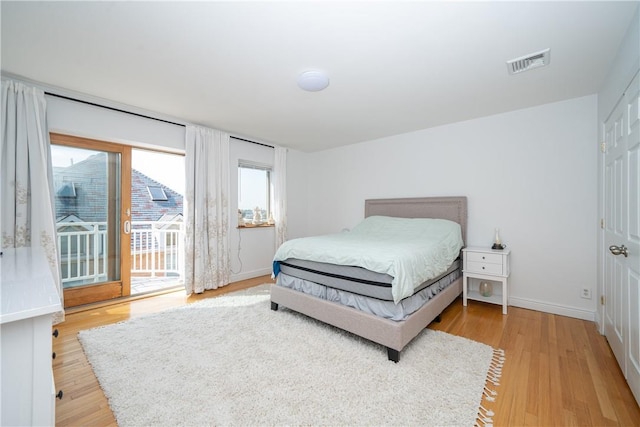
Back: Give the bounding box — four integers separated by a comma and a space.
230, 267, 272, 283
594, 309, 604, 334
509, 296, 596, 321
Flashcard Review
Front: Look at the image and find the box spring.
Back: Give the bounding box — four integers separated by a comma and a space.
275, 261, 460, 321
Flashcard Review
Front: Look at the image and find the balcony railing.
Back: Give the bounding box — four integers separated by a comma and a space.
130, 221, 184, 278
56, 220, 184, 286
57, 221, 108, 285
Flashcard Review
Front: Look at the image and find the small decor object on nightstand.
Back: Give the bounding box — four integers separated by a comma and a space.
492, 227, 505, 250
479, 281, 493, 297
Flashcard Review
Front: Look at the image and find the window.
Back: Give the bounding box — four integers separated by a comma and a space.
57, 182, 77, 198
238, 161, 272, 224
147, 185, 168, 201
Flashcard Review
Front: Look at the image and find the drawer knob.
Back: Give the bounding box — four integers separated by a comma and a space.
482, 266, 485, 270
52, 329, 59, 338
482, 256, 485, 259
52, 352, 56, 359
56, 390, 63, 400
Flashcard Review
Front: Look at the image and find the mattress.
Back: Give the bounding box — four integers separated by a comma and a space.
273, 216, 464, 302
278, 258, 460, 301
275, 266, 461, 321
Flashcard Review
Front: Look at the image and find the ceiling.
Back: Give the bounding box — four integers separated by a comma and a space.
1, 1, 638, 152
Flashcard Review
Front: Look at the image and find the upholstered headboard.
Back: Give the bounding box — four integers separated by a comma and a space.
364, 196, 467, 244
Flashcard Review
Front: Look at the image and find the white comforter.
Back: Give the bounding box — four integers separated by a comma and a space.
273, 216, 464, 303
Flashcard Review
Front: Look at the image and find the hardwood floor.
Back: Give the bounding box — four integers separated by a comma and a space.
53, 277, 640, 426
430, 300, 640, 426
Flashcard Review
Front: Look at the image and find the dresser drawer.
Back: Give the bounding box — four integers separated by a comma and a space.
465, 260, 504, 275
465, 251, 503, 264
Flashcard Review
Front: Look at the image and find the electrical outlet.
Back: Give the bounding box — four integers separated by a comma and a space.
581, 288, 592, 299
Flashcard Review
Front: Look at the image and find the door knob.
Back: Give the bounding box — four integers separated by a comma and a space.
609, 245, 629, 257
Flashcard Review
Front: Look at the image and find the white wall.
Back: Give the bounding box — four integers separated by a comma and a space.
598, 7, 640, 124
284, 148, 310, 240
289, 95, 598, 320
46, 95, 186, 151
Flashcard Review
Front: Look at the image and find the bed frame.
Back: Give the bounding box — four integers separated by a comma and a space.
270, 196, 468, 362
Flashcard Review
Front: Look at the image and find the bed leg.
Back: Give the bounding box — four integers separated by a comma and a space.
270, 301, 279, 311
434, 315, 442, 323
387, 348, 400, 363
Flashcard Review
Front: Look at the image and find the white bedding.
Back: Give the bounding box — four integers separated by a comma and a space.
273, 216, 463, 303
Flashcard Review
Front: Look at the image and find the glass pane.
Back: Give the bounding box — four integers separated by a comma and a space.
130, 149, 185, 295
238, 167, 269, 221
52, 145, 121, 288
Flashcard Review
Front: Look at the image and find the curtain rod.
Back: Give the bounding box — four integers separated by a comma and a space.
230, 136, 273, 149
45, 92, 185, 127
45, 92, 274, 149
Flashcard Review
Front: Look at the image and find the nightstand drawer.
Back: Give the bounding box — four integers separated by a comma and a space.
465, 261, 503, 275
465, 251, 502, 264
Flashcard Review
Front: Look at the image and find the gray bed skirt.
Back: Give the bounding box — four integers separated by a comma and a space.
275, 267, 461, 321
270, 276, 462, 362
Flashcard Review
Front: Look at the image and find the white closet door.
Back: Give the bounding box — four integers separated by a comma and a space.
603, 71, 640, 406
603, 92, 626, 371
624, 72, 640, 406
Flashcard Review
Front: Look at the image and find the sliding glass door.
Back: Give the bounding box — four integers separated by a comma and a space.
50, 133, 131, 307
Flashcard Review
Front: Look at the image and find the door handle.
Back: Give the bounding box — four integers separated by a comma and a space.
124, 220, 131, 234
609, 244, 629, 257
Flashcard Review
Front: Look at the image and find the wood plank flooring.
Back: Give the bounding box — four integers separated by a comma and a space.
53, 277, 640, 426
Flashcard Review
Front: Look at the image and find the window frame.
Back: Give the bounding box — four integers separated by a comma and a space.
237, 160, 273, 228
147, 185, 168, 201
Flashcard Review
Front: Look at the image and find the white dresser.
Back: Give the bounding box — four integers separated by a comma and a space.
1, 247, 62, 426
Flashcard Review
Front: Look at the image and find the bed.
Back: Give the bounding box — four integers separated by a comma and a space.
270, 196, 467, 362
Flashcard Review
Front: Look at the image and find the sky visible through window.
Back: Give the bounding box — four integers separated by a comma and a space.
132, 149, 184, 195
238, 167, 268, 213
51, 145, 98, 168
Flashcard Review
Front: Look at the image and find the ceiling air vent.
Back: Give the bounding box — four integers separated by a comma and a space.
507, 48, 550, 75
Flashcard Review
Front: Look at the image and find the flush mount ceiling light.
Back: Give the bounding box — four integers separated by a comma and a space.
297, 70, 330, 92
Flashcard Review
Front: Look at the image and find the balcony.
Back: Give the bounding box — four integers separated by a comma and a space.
57, 220, 184, 295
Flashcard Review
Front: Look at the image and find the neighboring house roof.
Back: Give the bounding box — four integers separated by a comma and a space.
54, 153, 110, 223
55, 214, 95, 232
56, 214, 84, 223
131, 169, 183, 222
53, 152, 183, 223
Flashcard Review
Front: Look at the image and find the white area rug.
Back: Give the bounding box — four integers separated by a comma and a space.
79, 286, 502, 426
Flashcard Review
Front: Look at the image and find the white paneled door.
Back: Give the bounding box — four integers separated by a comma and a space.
603, 70, 640, 406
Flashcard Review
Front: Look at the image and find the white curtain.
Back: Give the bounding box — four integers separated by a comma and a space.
1, 80, 64, 322
184, 125, 231, 294
273, 146, 287, 250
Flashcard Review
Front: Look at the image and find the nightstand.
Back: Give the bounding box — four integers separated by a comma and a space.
462, 247, 511, 314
